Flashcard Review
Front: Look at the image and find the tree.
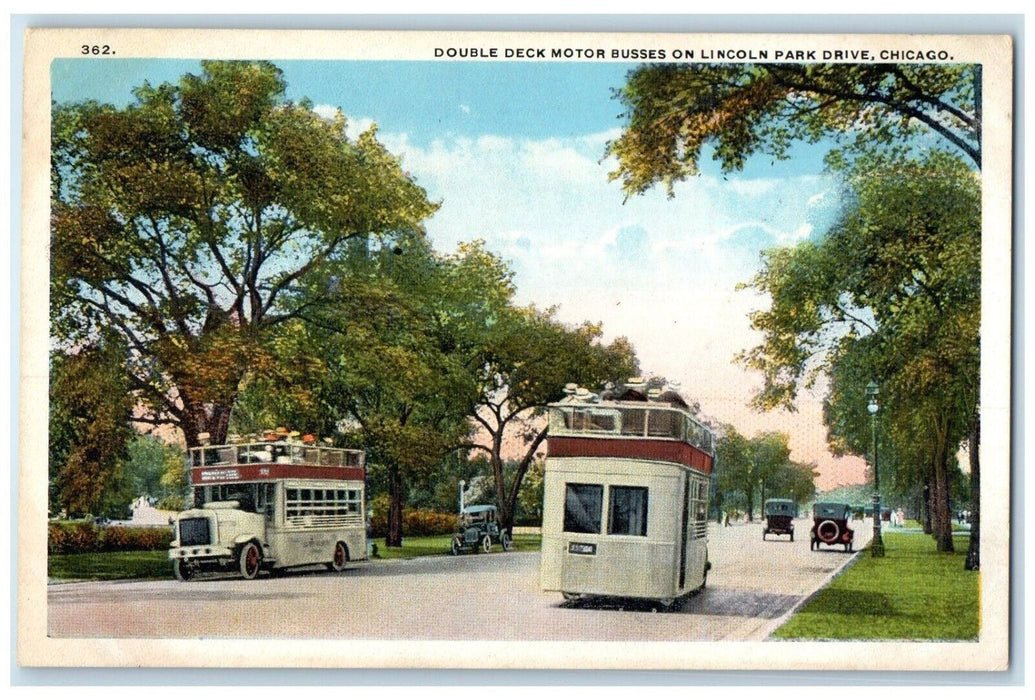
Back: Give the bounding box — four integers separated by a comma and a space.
467, 306, 639, 531
51, 61, 437, 448
714, 426, 815, 520
49, 336, 136, 518
124, 435, 189, 510
738, 151, 980, 554
606, 63, 980, 197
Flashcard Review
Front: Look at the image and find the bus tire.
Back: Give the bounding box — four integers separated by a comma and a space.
481, 535, 493, 553
451, 536, 462, 555
329, 541, 349, 572
239, 541, 262, 580
501, 530, 512, 551
173, 559, 193, 582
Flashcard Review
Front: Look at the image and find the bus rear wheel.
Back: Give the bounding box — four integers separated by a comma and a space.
239, 542, 262, 580
501, 530, 512, 551
328, 541, 349, 572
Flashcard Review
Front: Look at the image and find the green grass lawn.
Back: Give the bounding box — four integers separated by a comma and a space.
48, 550, 173, 581
772, 531, 978, 640
48, 534, 543, 581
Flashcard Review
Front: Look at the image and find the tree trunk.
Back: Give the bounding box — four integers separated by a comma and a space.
965, 420, 980, 570
386, 465, 404, 547
922, 477, 932, 534
181, 398, 235, 447
931, 428, 955, 553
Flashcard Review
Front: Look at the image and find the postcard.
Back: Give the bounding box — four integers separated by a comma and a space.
18, 26, 1013, 672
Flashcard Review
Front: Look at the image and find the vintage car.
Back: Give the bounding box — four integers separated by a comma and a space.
810, 502, 855, 552
450, 504, 512, 555
762, 498, 798, 541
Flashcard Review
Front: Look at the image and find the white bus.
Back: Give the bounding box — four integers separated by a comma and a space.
540, 383, 716, 607
169, 437, 367, 581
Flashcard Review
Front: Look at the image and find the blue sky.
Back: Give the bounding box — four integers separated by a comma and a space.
51, 58, 859, 488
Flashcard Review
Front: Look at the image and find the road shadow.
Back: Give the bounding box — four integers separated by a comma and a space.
558, 587, 802, 618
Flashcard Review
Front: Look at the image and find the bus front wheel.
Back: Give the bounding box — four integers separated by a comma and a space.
481, 535, 492, 553
239, 542, 262, 580
173, 559, 194, 582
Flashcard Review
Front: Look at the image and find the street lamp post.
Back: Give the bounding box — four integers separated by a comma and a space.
866, 381, 885, 557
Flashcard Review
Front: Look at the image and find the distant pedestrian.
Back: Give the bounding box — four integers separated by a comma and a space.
723, 511, 730, 527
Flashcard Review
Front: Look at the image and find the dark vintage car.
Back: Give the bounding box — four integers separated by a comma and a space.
810, 502, 855, 552
762, 498, 798, 541
450, 505, 512, 555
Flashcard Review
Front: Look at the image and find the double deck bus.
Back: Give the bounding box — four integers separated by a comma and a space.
169, 437, 367, 581
540, 383, 716, 607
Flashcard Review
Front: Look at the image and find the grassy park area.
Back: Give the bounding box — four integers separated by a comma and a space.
772, 530, 978, 640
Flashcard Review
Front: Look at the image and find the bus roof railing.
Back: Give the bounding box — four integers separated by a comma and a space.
548, 401, 715, 454
189, 442, 365, 468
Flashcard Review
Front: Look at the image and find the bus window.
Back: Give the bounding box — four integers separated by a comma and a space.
620, 407, 646, 436
563, 484, 603, 534
647, 410, 677, 438
608, 486, 648, 536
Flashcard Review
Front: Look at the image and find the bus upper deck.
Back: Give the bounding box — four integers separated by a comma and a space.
547, 385, 715, 473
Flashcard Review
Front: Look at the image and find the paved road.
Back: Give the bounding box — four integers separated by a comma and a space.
47, 518, 872, 642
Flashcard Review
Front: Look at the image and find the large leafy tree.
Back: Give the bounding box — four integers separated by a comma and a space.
49, 335, 136, 518
739, 151, 980, 555
51, 61, 437, 448
606, 63, 980, 196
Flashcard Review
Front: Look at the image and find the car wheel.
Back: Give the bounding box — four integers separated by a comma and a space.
239, 542, 262, 580
501, 530, 512, 551
451, 536, 462, 555
482, 535, 492, 553
328, 541, 349, 572
173, 559, 193, 582
562, 592, 581, 602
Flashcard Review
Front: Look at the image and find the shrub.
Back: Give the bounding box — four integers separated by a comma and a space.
48, 522, 173, 554
367, 495, 456, 538
403, 509, 456, 536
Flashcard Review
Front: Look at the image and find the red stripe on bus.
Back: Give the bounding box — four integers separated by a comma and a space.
547, 436, 713, 474
190, 465, 366, 484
